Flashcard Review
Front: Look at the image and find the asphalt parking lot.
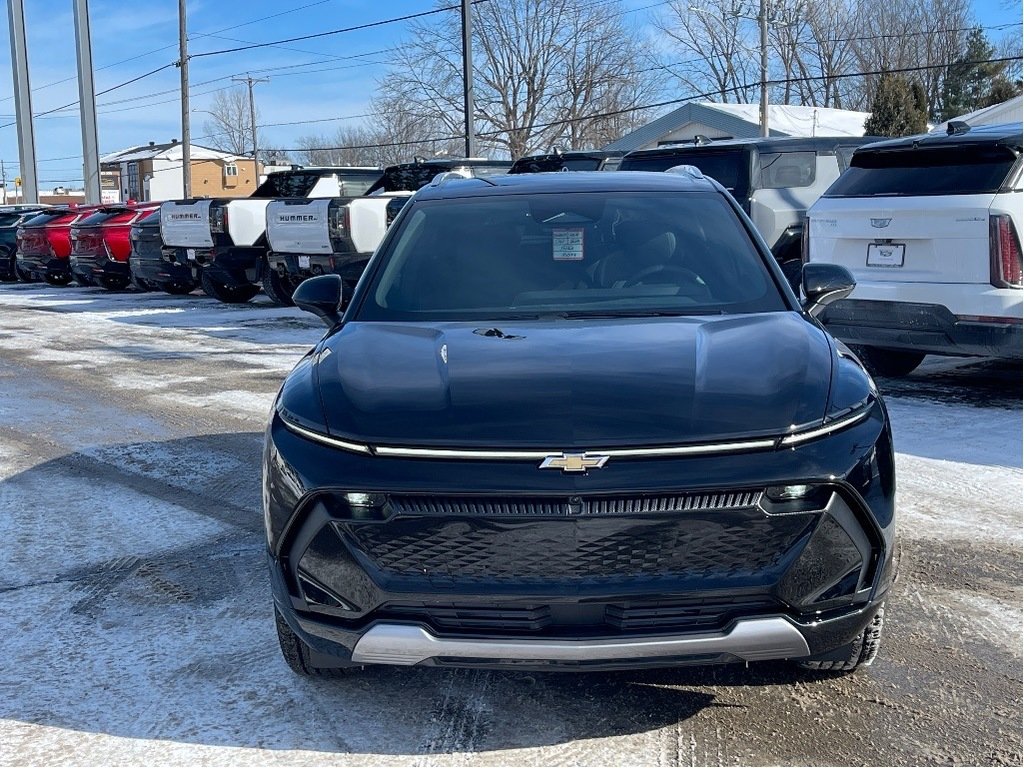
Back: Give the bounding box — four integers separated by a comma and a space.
0, 283, 1020, 766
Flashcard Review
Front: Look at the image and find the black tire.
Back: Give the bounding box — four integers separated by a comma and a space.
130, 274, 154, 292
160, 281, 196, 296
262, 266, 297, 307
16, 265, 39, 283
274, 607, 355, 677
44, 272, 72, 286
201, 269, 259, 303
100, 275, 131, 291
0, 249, 16, 282
858, 347, 926, 377
799, 605, 885, 673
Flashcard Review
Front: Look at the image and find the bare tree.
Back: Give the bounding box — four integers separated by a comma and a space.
376, 0, 659, 158
656, 0, 760, 103
200, 87, 266, 157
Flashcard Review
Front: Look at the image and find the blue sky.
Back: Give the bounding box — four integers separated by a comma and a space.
0, 0, 1019, 188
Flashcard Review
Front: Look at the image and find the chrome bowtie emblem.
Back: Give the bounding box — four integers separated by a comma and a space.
539, 452, 610, 473
870, 218, 892, 228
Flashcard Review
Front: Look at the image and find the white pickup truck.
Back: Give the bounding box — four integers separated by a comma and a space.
159, 167, 382, 303
264, 158, 512, 303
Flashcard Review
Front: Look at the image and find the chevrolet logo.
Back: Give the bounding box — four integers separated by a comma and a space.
539, 452, 610, 473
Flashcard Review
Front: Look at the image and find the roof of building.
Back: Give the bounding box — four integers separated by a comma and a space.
101, 142, 243, 164
604, 102, 871, 152
929, 96, 1024, 135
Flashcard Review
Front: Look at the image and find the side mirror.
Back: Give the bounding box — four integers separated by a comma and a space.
801, 263, 855, 318
293, 274, 345, 328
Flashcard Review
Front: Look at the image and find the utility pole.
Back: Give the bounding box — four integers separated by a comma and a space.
759, 0, 769, 136
73, 0, 101, 204
178, 0, 191, 198
1, 159, 6, 204
460, 0, 476, 158
233, 74, 268, 181
7, 0, 38, 203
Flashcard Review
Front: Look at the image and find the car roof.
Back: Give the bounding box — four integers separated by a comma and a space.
624, 135, 882, 157
854, 122, 1023, 152
412, 170, 720, 200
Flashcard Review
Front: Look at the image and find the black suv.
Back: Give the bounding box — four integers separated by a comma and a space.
267, 170, 895, 676
0, 205, 48, 281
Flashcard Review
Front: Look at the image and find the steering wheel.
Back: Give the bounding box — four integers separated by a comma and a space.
623, 264, 705, 288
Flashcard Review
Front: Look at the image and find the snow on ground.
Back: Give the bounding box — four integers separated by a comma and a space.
0, 283, 1019, 766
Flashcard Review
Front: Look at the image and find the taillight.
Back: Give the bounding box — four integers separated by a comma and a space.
210, 206, 227, 234
801, 217, 811, 263
328, 204, 349, 235
990, 214, 1023, 288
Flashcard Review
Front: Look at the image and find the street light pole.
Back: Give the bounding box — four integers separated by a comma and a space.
73, 0, 102, 204
759, 0, 769, 136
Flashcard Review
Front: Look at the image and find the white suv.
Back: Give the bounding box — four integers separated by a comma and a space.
805, 122, 1022, 376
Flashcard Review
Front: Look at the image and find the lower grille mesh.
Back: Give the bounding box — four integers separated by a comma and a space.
343, 512, 812, 585
388, 491, 762, 518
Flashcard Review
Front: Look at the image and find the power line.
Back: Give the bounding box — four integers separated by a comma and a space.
0, 0, 342, 105
263, 55, 1017, 153
189, 1, 487, 59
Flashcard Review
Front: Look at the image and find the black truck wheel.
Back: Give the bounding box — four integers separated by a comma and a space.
275, 608, 355, 677
262, 267, 297, 307
799, 605, 885, 673
201, 269, 259, 303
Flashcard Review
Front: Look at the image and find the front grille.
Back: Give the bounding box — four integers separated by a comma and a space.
379, 603, 553, 632
365, 595, 782, 637
388, 491, 761, 518
607, 594, 780, 631
342, 511, 812, 585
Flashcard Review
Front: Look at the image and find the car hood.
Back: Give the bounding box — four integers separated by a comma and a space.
316, 312, 834, 447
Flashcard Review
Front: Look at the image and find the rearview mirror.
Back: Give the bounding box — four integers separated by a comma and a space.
801, 263, 855, 319
293, 274, 345, 328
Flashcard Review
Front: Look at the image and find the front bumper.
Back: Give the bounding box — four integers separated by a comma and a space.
823, 299, 1023, 359
265, 406, 896, 671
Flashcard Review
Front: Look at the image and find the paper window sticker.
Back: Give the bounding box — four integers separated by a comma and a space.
552, 227, 585, 261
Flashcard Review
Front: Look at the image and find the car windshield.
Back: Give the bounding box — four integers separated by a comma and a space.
825, 144, 1019, 197
373, 163, 511, 193
358, 191, 785, 321
622, 150, 751, 193
510, 156, 605, 173
252, 172, 324, 198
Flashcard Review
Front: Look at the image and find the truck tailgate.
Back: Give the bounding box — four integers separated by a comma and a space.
160, 200, 213, 248
266, 199, 331, 254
